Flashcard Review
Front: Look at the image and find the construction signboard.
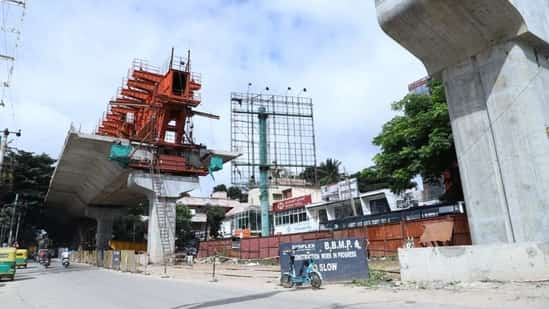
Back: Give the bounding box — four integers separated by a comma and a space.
279, 237, 368, 282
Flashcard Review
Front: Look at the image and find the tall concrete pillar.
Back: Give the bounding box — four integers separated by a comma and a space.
85, 207, 122, 250
376, 0, 549, 244
146, 194, 177, 263
96, 217, 114, 250
128, 171, 199, 263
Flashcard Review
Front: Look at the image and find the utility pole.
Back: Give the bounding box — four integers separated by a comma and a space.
0, 128, 21, 180
258, 105, 270, 237
7, 193, 18, 245
14, 211, 21, 243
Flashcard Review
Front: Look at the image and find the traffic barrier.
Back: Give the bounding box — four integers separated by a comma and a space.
103, 251, 112, 269
112, 251, 121, 270
120, 250, 137, 272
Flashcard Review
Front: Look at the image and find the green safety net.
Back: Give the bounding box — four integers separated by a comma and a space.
109, 144, 132, 167
208, 155, 224, 180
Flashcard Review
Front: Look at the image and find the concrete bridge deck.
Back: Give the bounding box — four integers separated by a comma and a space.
46, 127, 237, 262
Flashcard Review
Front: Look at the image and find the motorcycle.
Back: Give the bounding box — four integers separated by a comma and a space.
280, 250, 322, 289
38, 249, 50, 268
61, 251, 70, 268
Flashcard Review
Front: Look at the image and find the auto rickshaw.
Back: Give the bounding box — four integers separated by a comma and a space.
0, 247, 16, 281
15, 249, 28, 268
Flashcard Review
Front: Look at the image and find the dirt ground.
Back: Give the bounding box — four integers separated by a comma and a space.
133, 258, 549, 308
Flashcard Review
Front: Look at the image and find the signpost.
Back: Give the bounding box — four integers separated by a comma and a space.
279, 237, 368, 282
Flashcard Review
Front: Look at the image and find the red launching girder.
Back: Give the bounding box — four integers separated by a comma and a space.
97, 51, 210, 176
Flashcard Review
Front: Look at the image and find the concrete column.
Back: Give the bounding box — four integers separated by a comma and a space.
376, 0, 549, 244
128, 171, 199, 264
96, 216, 114, 250
146, 193, 177, 263
443, 41, 549, 243
85, 207, 122, 250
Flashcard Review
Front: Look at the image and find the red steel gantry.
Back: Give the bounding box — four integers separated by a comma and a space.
97, 50, 216, 176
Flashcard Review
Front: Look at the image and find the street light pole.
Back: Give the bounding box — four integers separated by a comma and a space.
7, 193, 18, 245
0, 128, 21, 180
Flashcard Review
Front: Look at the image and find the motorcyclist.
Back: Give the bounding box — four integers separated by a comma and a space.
61, 250, 70, 267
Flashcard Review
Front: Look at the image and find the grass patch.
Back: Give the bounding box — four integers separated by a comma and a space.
352, 269, 390, 288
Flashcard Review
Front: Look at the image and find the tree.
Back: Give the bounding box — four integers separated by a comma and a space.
300, 166, 317, 184
351, 166, 391, 193
0, 150, 56, 246
206, 206, 225, 239
373, 80, 462, 200
212, 184, 227, 193
317, 158, 342, 185
227, 186, 245, 201
175, 203, 193, 247
112, 203, 146, 242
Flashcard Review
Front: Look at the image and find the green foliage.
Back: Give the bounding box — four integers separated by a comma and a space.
299, 166, 317, 184
227, 186, 245, 201
0, 150, 56, 245
352, 269, 390, 288
206, 206, 226, 239
213, 184, 227, 193
317, 158, 342, 186
373, 80, 459, 195
351, 166, 391, 193
175, 203, 193, 246
112, 203, 146, 242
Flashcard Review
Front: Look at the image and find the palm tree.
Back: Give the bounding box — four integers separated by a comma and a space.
318, 158, 342, 185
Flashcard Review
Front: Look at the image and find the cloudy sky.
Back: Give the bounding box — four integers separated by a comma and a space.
0, 1, 425, 196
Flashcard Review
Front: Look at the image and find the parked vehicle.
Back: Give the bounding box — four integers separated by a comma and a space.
15, 249, 28, 268
0, 247, 16, 281
280, 250, 322, 289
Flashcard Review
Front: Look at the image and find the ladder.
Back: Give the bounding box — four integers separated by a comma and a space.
149, 155, 173, 266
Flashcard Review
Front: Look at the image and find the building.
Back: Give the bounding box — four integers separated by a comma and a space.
272, 194, 318, 235
177, 191, 242, 240
247, 185, 321, 207
221, 203, 260, 238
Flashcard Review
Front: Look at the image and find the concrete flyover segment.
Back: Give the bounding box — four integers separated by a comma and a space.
376, 0, 549, 245
46, 127, 238, 262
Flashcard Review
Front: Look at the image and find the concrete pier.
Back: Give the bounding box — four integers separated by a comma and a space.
376, 0, 549, 244
128, 172, 200, 263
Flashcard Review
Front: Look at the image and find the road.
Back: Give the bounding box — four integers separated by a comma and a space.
1, 260, 547, 309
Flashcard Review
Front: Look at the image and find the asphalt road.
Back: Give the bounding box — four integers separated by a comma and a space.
0, 260, 528, 309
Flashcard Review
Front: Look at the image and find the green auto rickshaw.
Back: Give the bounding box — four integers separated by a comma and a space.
15, 249, 28, 268
0, 247, 16, 281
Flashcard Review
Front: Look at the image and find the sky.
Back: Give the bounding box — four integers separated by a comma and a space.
0, 0, 426, 196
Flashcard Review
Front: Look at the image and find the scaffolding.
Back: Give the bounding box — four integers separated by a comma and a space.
230, 92, 317, 188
